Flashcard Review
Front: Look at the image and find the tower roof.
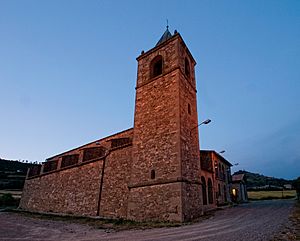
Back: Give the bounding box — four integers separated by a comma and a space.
155, 27, 173, 46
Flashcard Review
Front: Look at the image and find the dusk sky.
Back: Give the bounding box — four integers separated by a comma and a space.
1, 1, 299, 179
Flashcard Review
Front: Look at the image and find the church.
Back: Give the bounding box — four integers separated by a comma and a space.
19, 28, 232, 222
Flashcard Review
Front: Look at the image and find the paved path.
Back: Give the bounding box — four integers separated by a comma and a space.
0, 199, 295, 241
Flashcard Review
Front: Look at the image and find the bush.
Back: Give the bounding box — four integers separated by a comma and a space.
0, 193, 19, 207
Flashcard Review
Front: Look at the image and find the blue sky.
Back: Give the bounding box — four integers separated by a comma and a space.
0, 0, 299, 179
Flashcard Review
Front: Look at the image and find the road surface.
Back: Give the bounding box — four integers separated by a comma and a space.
0, 199, 295, 241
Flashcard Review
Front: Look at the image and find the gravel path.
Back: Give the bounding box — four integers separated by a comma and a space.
0, 199, 295, 241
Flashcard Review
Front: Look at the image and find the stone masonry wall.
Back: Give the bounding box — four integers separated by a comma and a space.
129, 36, 183, 221
19, 161, 103, 216
20, 129, 133, 218
127, 182, 182, 222
131, 71, 181, 185
99, 146, 132, 219
177, 39, 202, 220
181, 182, 202, 220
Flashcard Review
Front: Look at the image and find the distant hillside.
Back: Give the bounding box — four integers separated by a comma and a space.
0, 158, 40, 190
234, 170, 293, 190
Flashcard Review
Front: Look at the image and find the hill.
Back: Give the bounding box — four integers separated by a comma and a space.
0, 158, 40, 190
234, 170, 293, 190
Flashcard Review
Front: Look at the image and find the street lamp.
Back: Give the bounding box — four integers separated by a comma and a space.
219, 150, 225, 154
190, 119, 211, 135
200, 119, 211, 125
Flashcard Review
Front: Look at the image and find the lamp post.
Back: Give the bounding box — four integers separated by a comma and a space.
190, 119, 211, 135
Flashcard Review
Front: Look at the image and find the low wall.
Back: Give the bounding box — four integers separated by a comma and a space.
19, 161, 103, 216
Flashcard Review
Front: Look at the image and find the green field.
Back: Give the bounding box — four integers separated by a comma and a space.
248, 190, 296, 200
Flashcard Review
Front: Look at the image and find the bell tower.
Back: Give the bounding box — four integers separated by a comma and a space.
128, 28, 202, 222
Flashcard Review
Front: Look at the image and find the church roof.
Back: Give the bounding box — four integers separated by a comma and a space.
155, 27, 173, 46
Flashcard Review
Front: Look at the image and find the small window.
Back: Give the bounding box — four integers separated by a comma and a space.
188, 103, 191, 115
151, 170, 155, 179
185, 57, 190, 78
151, 55, 163, 78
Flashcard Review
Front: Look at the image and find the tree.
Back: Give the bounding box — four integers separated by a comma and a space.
292, 177, 300, 200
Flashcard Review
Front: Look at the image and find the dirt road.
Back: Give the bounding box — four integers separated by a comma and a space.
0, 199, 295, 241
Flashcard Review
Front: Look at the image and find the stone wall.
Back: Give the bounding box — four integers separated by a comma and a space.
181, 182, 202, 220
20, 129, 133, 218
19, 161, 103, 216
127, 182, 182, 222
100, 146, 132, 219
131, 70, 181, 185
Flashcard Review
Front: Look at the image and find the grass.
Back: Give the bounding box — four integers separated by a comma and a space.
248, 190, 297, 201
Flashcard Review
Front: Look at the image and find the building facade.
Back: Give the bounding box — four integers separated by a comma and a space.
231, 173, 248, 203
20, 29, 231, 222
200, 150, 232, 211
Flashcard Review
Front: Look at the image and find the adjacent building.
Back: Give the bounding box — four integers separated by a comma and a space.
200, 150, 232, 211
231, 173, 248, 203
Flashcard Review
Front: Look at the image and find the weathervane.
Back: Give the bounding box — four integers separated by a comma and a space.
166, 19, 169, 29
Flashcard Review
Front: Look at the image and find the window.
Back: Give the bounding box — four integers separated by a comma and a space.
200, 153, 213, 172
185, 57, 190, 78
151, 55, 163, 78
61, 154, 79, 168
208, 178, 213, 204
28, 165, 41, 177
111, 137, 132, 148
215, 161, 218, 178
188, 103, 191, 115
222, 165, 225, 180
43, 160, 58, 173
83, 147, 106, 162
201, 176, 207, 205
151, 170, 156, 179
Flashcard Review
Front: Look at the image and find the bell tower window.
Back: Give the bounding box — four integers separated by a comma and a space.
151, 55, 163, 78
185, 57, 190, 78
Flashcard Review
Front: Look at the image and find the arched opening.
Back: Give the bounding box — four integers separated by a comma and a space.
208, 178, 213, 204
151, 55, 163, 78
201, 176, 207, 205
185, 57, 190, 78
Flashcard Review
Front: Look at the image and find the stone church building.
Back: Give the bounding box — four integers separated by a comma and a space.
20, 29, 232, 222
